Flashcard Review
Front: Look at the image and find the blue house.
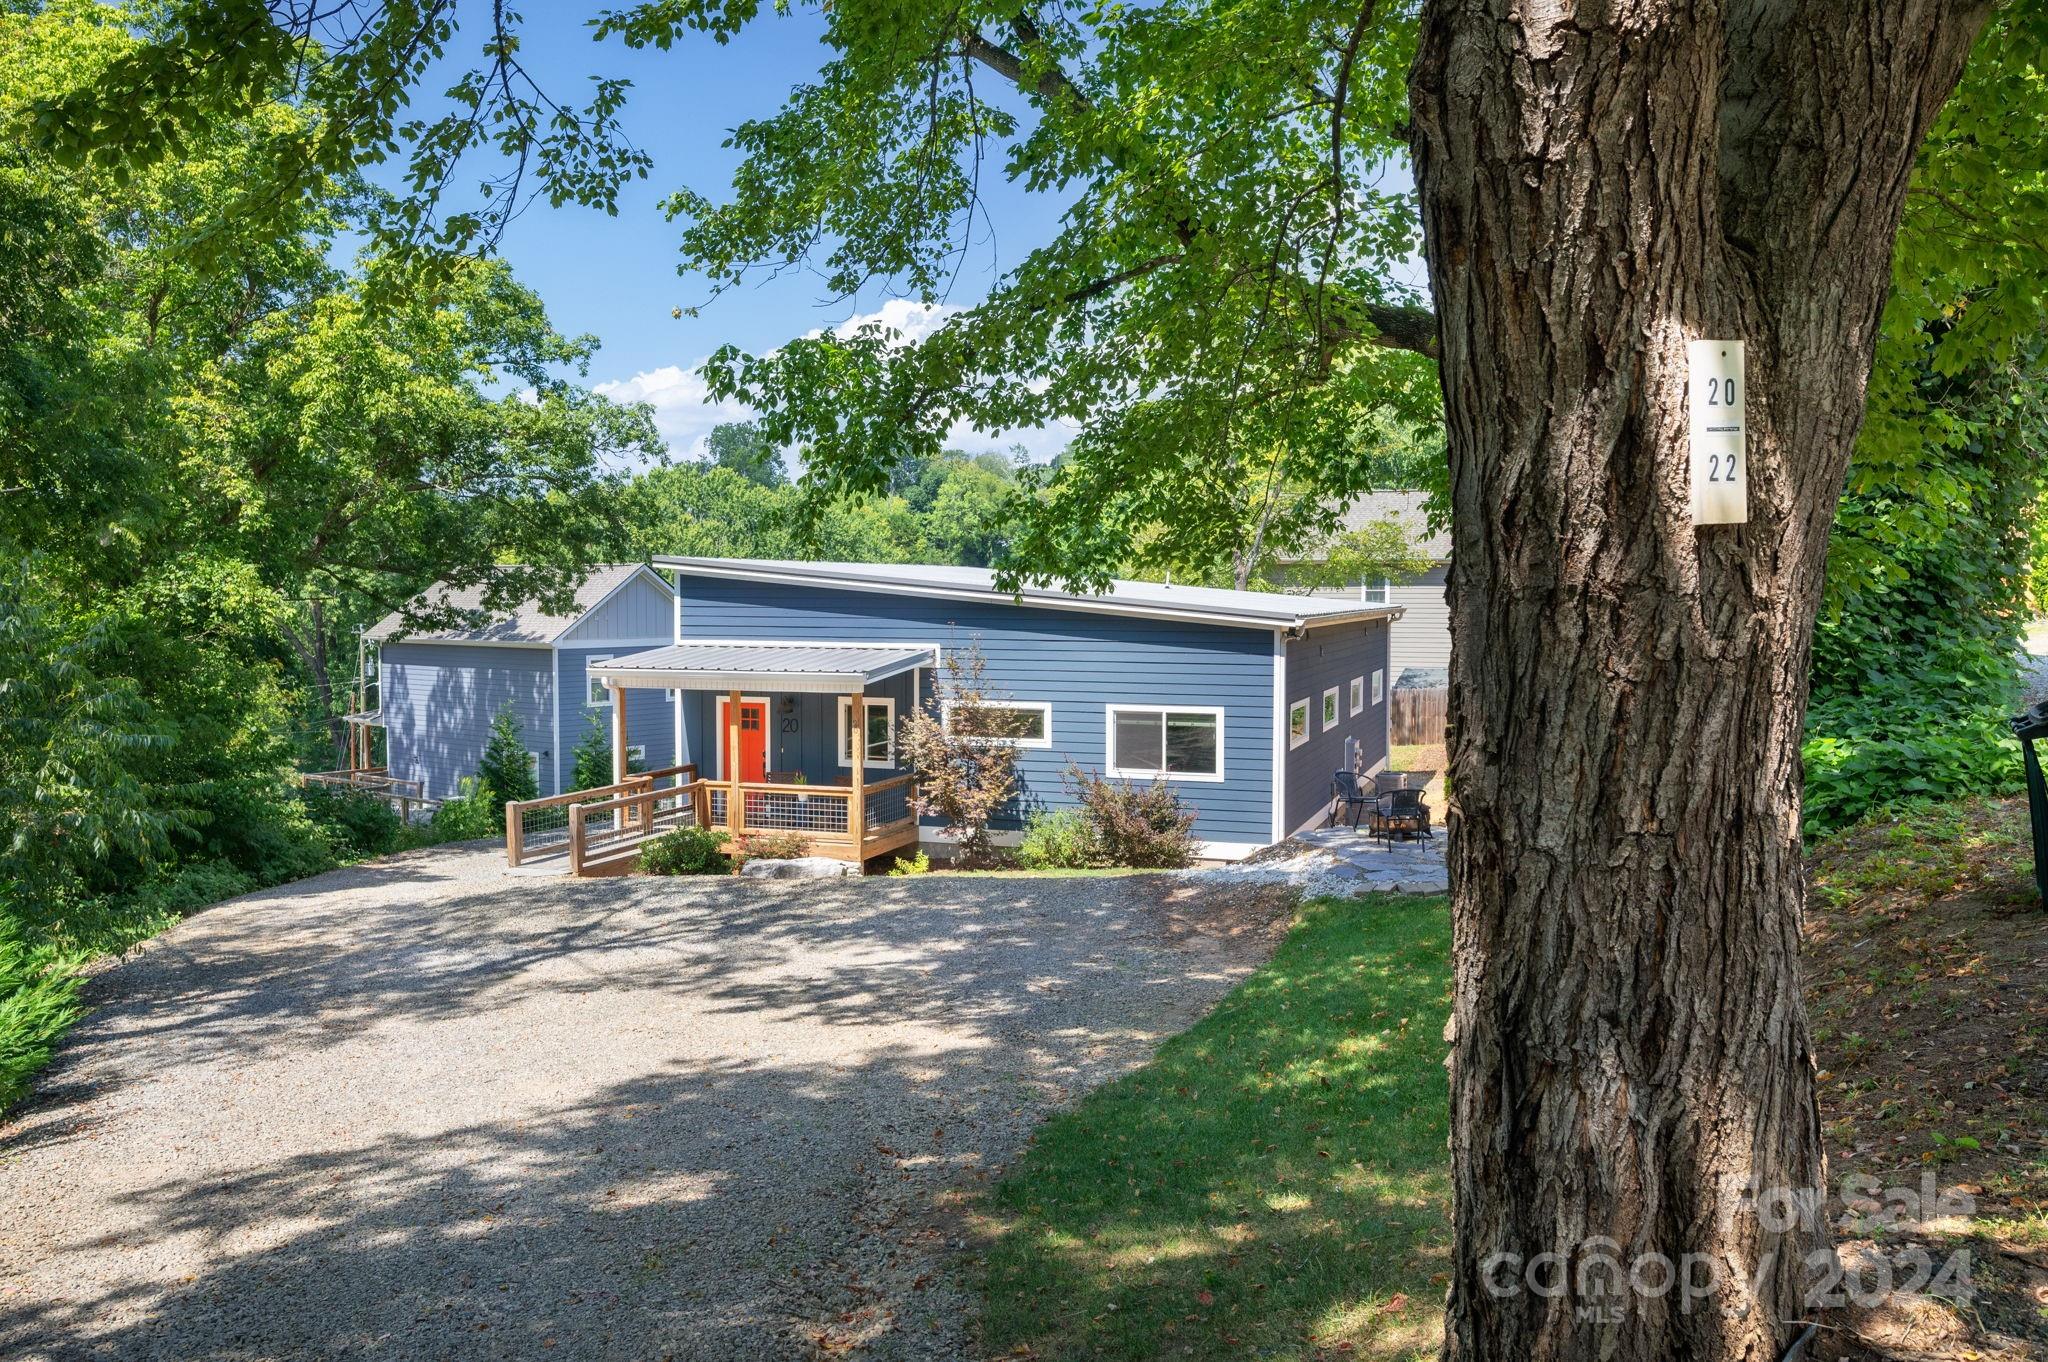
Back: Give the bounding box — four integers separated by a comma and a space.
366, 565, 679, 800
586, 558, 1398, 861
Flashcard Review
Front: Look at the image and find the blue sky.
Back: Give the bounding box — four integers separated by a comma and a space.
408, 5, 1076, 462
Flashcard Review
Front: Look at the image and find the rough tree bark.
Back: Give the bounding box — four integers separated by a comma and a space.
1408, 2, 1988, 1358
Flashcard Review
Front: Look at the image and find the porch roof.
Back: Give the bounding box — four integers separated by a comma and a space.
590, 642, 936, 694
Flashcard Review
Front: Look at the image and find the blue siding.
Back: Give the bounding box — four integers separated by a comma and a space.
1282, 621, 1391, 834
380, 643, 554, 801
559, 572, 673, 645
676, 577, 1278, 847
556, 645, 679, 786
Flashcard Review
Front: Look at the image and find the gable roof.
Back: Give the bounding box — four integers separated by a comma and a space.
1337, 490, 1452, 560
654, 557, 1399, 631
366, 565, 670, 645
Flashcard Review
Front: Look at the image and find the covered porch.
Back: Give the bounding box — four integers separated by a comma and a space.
558, 642, 933, 875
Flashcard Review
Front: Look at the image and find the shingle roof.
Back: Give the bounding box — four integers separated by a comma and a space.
1336, 491, 1451, 559
654, 558, 1400, 630
366, 565, 660, 644
591, 643, 935, 694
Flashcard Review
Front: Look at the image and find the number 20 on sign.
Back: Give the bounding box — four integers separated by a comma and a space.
1688, 339, 1748, 525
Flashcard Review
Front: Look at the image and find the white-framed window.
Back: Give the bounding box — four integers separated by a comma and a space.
1321, 687, 1340, 731
1288, 699, 1310, 749
1107, 705, 1224, 781
945, 700, 1053, 748
837, 696, 896, 767
1361, 577, 1392, 606
586, 655, 613, 706
1349, 676, 1365, 716
526, 751, 542, 785
626, 744, 646, 766
1372, 668, 1385, 704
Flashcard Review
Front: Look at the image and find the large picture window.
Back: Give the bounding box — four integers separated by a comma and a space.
837, 696, 896, 767
945, 700, 1052, 748
1106, 706, 1224, 781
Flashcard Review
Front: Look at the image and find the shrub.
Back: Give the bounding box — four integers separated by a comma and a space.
300, 786, 403, 859
640, 825, 732, 875
127, 860, 257, 917
1802, 700, 2022, 838
896, 641, 1023, 863
428, 777, 501, 842
887, 850, 931, 876
739, 831, 812, 862
1017, 807, 1099, 869
569, 712, 645, 792
475, 706, 538, 828
0, 913, 85, 1113
1066, 766, 1199, 868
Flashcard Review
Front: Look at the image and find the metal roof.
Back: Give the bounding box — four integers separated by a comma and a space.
366, 565, 667, 644
590, 643, 937, 694
653, 558, 1400, 630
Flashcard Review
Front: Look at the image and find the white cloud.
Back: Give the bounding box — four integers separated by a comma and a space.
593, 364, 755, 460
596, 300, 1073, 467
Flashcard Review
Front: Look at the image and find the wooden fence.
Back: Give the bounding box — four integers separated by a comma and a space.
1390, 684, 1448, 746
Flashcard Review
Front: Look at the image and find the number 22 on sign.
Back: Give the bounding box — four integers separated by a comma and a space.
1688, 339, 1748, 525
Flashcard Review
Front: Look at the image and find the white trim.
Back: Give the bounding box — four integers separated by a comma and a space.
591, 641, 939, 695
1349, 675, 1365, 717
713, 695, 772, 780
1271, 632, 1286, 844
1104, 704, 1226, 783
1321, 686, 1341, 732
672, 570, 685, 764
561, 636, 674, 650
1372, 668, 1385, 705
837, 695, 898, 768
550, 649, 562, 796
1287, 698, 1311, 750
375, 637, 553, 650
657, 558, 1400, 632
943, 699, 1053, 748
585, 654, 614, 706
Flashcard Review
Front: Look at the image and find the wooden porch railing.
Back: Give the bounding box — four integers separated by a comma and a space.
513, 767, 919, 875
301, 766, 430, 821
504, 763, 696, 868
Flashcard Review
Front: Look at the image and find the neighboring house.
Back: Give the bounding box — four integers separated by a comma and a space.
366, 565, 678, 800
1300, 490, 1452, 680
586, 558, 1399, 860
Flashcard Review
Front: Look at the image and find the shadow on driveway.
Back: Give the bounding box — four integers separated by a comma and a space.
0, 846, 1281, 1361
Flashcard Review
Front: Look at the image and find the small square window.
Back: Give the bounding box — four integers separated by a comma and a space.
587, 655, 614, 706
1349, 676, 1365, 716
1361, 577, 1392, 606
1372, 669, 1385, 704
1288, 699, 1310, 749
1321, 687, 1340, 732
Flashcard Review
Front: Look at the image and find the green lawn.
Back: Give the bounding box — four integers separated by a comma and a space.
974, 895, 1453, 1360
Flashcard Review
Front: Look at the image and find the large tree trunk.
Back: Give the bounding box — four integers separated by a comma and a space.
1408, 3, 1987, 1357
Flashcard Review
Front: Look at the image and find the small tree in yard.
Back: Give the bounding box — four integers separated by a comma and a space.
475, 706, 537, 829
1065, 767, 1199, 869
569, 713, 642, 792
896, 643, 1027, 864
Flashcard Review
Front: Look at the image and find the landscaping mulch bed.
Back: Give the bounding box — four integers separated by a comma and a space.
1805, 795, 2048, 1359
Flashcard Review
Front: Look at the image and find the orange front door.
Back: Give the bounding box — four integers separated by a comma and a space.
718, 699, 768, 782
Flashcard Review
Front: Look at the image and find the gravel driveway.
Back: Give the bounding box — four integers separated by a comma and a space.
0, 846, 1284, 1361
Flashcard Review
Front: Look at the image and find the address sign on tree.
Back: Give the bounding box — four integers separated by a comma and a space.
1688, 339, 1748, 525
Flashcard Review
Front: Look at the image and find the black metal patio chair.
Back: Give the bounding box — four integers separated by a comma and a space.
1329, 770, 1371, 828
1375, 787, 1432, 843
